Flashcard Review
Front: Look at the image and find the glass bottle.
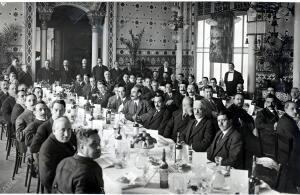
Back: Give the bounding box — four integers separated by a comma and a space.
175, 132, 183, 163
249, 156, 260, 194
160, 148, 169, 189
106, 108, 111, 124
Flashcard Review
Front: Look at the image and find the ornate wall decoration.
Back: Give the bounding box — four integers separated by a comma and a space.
107, 2, 114, 68
25, 2, 34, 66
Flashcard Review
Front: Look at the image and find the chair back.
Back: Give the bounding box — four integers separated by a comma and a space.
275, 133, 293, 165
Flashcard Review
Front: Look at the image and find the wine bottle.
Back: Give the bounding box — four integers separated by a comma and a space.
249, 156, 260, 194
106, 109, 111, 124
159, 149, 169, 189
188, 145, 193, 165
175, 132, 183, 163
133, 122, 139, 136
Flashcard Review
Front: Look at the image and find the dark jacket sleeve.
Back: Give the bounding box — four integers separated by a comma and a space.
192, 120, 215, 152
255, 111, 274, 131
222, 133, 243, 167
24, 122, 36, 147
123, 101, 133, 121
39, 149, 55, 190
30, 124, 47, 153
163, 114, 175, 138
1, 100, 12, 122
73, 170, 104, 194
158, 109, 172, 135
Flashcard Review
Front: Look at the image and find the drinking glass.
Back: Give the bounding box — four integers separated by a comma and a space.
170, 173, 187, 194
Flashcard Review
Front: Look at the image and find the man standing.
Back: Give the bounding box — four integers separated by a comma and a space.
18, 64, 33, 87
52, 129, 104, 194
123, 86, 152, 122
207, 110, 243, 169
39, 117, 76, 193
37, 60, 56, 84
92, 58, 108, 82
60, 60, 73, 84
110, 61, 123, 83
6, 57, 19, 76
224, 63, 244, 96
78, 58, 91, 77
158, 61, 173, 80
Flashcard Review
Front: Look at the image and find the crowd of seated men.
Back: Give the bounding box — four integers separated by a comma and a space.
0, 56, 300, 193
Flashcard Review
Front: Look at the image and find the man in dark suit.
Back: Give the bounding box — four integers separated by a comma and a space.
82, 77, 98, 99
170, 73, 179, 92
122, 86, 152, 122
276, 101, 300, 193
37, 60, 56, 84
103, 71, 115, 93
1, 83, 17, 136
139, 95, 171, 134
203, 86, 226, 117
255, 94, 279, 157
158, 61, 173, 80
107, 85, 129, 112
71, 74, 85, 96
15, 93, 36, 141
123, 62, 136, 76
140, 77, 152, 101
52, 129, 104, 194
159, 72, 171, 86
110, 61, 123, 83
181, 99, 215, 152
290, 87, 300, 114
18, 64, 33, 87
11, 90, 26, 137
92, 58, 108, 82
207, 110, 243, 169
187, 84, 203, 101
60, 60, 74, 84
188, 74, 199, 94
39, 117, 76, 193
24, 101, 47, 147
210, 78, 225, 99
179, 83, 187, 97
236, 83, 250, 99
93, 82, 110, 107
0, 80, 9, 109
77, 58, 91, 77
198, 77, 209, 92
224, 62, 244, 96
30, 100, 66, 154
6, 57, 19, 77
257, 87, 283, 110
164, 82, 182, 113
163, 96, 194, 141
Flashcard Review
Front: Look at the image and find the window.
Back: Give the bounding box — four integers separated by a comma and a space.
196, 15, 248, 89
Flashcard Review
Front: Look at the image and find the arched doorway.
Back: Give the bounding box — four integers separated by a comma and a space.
36, 5, 94, 73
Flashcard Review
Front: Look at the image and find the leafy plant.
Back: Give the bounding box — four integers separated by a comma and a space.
120, 28, 145, 66
0, 23, 19, 55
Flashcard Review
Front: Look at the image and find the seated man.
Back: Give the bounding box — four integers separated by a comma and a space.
24, 101, 47, 146
139, 95, 171, 134
163, 96, 194, 142
71, 74, 85, 96
203, 86, 226, 117
16, 93, 36, 141
39, 117, 76, 193
187, 84, 203, 101
255, 94, 279, 157
11, 90, 26, 136
2, 83, 17, 138
163, 82, 182, 112
187, 74, 199, 94
207, 110, 243, 169
140, 77, 152, 101
210, 78, 225, 99
290, 87, 300, 114
122, 86, 152, 122
52, 129, 104, 194
82, 77, 97, 99
181, 99, 215, 152
94, 81, 110, 107
258, 87, 283, 110
107, 85, 129, 112
236, 83, 250, 99
178, 83, 187, 98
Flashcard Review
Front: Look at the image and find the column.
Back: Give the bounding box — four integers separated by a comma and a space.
176, 2, 183, 75
40, 19, 48, 68
102, 14, 108, 66
54, 29, 62, 70
88, 10, 105, 68
293, 3, 300, 88
247, 35, 256, 95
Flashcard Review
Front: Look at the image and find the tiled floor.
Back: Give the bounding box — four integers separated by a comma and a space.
0, 135, 38, 193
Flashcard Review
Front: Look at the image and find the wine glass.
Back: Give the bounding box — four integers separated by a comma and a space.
215, 156, 223, 167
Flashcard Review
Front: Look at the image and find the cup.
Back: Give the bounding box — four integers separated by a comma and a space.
169, 173, 187, 194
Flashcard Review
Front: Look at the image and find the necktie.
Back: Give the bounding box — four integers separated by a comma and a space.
217, 132, 224, 144
272, 110, 279, 121
182, 113, 186, 120
133, 102, 138, 114
210, 99, 217, 111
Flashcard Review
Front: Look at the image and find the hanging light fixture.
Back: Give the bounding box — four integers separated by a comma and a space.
234, 16, 242, 23
206, 18, 218, 26
245, 37, 249, 44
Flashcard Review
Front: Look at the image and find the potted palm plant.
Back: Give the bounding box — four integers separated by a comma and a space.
0, 23, 19, 66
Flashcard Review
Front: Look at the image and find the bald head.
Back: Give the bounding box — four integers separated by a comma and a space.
52, 117, 72, 143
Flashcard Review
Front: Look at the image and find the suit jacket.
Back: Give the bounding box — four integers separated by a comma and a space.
6, 65, 18, 76
224, 70, 244, 96
158, 67, 173, 79
77, 67, 91, 77
163, 92, 182, 112
92, 65, 108, 82
255, 108, 279, 157
39, 134, 76, 192
15, 109, 35, 141
0, 91, 9, 113
24, 119, 45, 147
1, 95, 16, 123
30, 118, 53, 153
93, 92, 110, 108
71, 81, 85, 96
52, 155, 104, 194
276, 113, 300, 192
107, 95, 130, 112
82, 84, 98, 99
18, 71, 33, 87
207, 127, 243, 169
140, 108, 171, 134
103, 79, 115, 93
110, 68, 123, 83
11, 103, 24, 126
203, 97, 226, 114
122, 99, 152, 121
140, 86, 153, 101
37, 67, 56, 84
163, 109, 194, 142
181, 117, 215, 152
60, 68, 73, 84
212, 85, 225, 98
